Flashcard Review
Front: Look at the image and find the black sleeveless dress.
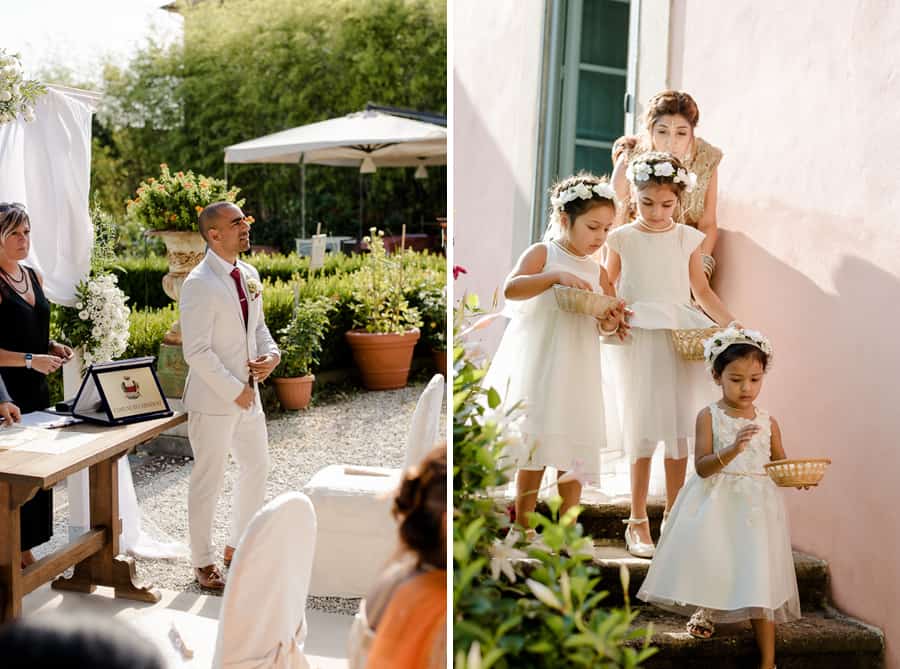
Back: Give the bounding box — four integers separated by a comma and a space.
0, 265, 54, 550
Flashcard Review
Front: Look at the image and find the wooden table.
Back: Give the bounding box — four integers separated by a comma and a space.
0, 413, 186, 622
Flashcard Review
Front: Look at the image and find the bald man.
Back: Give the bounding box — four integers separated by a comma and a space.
179, 201, 280, 590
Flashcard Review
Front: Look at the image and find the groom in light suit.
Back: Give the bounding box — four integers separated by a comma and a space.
180, 201, 280, 590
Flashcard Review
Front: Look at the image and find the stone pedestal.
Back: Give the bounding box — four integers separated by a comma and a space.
157, 342, 188, 399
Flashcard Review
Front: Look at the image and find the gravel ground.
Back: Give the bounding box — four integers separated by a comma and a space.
36, 378, 446, 616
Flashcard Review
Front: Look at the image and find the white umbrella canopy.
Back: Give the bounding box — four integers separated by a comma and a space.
223, 109, 446, 166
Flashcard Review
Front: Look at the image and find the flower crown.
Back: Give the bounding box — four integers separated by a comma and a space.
550, 181, 616, 210
625, 157, 697, 193
703, 327, 774, 372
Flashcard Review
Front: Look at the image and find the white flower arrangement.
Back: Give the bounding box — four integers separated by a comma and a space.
626, 158, 697, 193
244, 274, 263, 301
703, 326, 774, 372
550, 181, 617, 210
0, 49, 46, 126
63, 273, 131, 368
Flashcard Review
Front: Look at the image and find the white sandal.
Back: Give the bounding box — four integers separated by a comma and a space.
687, 608, 715, 639
623, 517, 655, 558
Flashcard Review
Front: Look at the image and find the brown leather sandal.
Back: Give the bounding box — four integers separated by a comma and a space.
195, 564, 226, 591
223, 545, 236, 567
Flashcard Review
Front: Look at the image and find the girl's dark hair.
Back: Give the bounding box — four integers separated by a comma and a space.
546, 172, 616, 238
712, 343, 770, 376
393, 444, 446, 569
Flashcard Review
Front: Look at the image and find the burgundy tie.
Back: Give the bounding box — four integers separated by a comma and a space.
229, 267, 248, 329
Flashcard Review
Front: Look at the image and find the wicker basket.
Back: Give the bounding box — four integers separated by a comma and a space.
670, 327, 722, 361
764, 458, 832, 488
553, 285, 618, 319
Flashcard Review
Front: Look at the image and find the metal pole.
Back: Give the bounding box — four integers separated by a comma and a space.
224, 161, 228, 188
358, 171, 364, 243
300, 158, 306, 240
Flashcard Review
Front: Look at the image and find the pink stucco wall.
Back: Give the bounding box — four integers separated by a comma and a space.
670, 1, 899, 665
452, 1, 545, 349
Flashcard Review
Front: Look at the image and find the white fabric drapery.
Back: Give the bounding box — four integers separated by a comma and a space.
0, 86, 93, 305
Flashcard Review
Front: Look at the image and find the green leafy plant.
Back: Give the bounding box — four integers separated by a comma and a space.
413, 284, 446, 350
126, 163, 244, 232
453, 297, 657, 669
274, 296, 333, 378
349, 228, 423, 334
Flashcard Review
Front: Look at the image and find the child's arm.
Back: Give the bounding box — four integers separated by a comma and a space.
694, 407, 760, 478
605, 248, 622, 285
599, 266, 616, 298
598, 267, 631, 340
504, 243, 592, 300
770, 417, 786, 460
611, 157, 630, 227
688, 250, 737, 326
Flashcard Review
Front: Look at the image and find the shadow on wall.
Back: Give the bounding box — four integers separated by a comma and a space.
452, 70, 527, 356
713, 208, 900, 642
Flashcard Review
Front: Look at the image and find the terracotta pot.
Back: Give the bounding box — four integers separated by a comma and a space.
345, 329, 421, 390
432, 348, 447, 377
149, 230, 207, 345
271, 374, 315, 410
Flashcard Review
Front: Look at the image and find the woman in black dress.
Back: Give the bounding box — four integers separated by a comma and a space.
0, 202, 74, 565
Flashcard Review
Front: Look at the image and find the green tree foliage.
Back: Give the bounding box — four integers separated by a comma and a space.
94, 0, 446, 251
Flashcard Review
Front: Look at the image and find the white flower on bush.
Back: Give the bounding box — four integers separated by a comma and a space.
72, 273, 130, 368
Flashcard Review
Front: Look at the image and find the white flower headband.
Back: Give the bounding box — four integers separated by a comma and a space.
703, 327, 774, 372
550, 181, 616, 211
626, 158, 697, 193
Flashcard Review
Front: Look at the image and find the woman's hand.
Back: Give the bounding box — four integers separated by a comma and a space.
50, 341, 74, 362
31, 354, 64, 375
555, 271, 593, 291
729, 424, 760, 456
0, 401, 20, 427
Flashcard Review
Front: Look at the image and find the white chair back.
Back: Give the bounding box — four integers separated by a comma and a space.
403, 373, 445, 469
213, 492, 317, 669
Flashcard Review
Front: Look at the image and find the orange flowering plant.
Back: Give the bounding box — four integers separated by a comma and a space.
126, 163, 245, 232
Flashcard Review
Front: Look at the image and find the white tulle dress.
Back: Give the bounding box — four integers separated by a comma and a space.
604, 223, 716, 462
483, 240, 619, 480
637, 403, 801, 623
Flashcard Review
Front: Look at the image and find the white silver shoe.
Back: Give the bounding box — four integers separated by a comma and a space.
623, 517, 655, 558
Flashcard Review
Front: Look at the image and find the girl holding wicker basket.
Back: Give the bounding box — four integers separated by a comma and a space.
604, 151, 739, 558
483, 173, 628, 535
637, 328, 801, 669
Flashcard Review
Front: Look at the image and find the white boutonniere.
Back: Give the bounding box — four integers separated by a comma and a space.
245, 276, 263, 301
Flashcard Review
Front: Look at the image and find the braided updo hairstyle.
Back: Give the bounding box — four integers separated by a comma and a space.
612, 90, 700, 166
393, 444, 446, 569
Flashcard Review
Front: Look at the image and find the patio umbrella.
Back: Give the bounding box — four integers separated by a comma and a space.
224, 110, 447, 238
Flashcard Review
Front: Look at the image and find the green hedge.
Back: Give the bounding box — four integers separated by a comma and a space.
50, 250, 445, 383
102, 251, 444, 310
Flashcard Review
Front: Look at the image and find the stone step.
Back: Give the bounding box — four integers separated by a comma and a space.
515, 542, 829, 611
627, 608, 884, 668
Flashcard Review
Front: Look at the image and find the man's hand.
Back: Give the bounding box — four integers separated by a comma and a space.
249, 353, 280, 384
234, 384, 255, 410
0, 401, 21, 427
50, 341, 75, 362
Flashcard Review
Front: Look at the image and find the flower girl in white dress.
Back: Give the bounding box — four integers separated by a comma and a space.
637, 328, 801, 669
483, 174, 628, 531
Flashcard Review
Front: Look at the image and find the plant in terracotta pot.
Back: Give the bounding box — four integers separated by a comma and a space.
126, 163, 245, 345
414, 284, 447, 376
346, 228, 423, 390
272, 296, 332, 410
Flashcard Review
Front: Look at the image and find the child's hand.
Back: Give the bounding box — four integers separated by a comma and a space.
555, 271, 593, 291
730, 424, 760, 455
